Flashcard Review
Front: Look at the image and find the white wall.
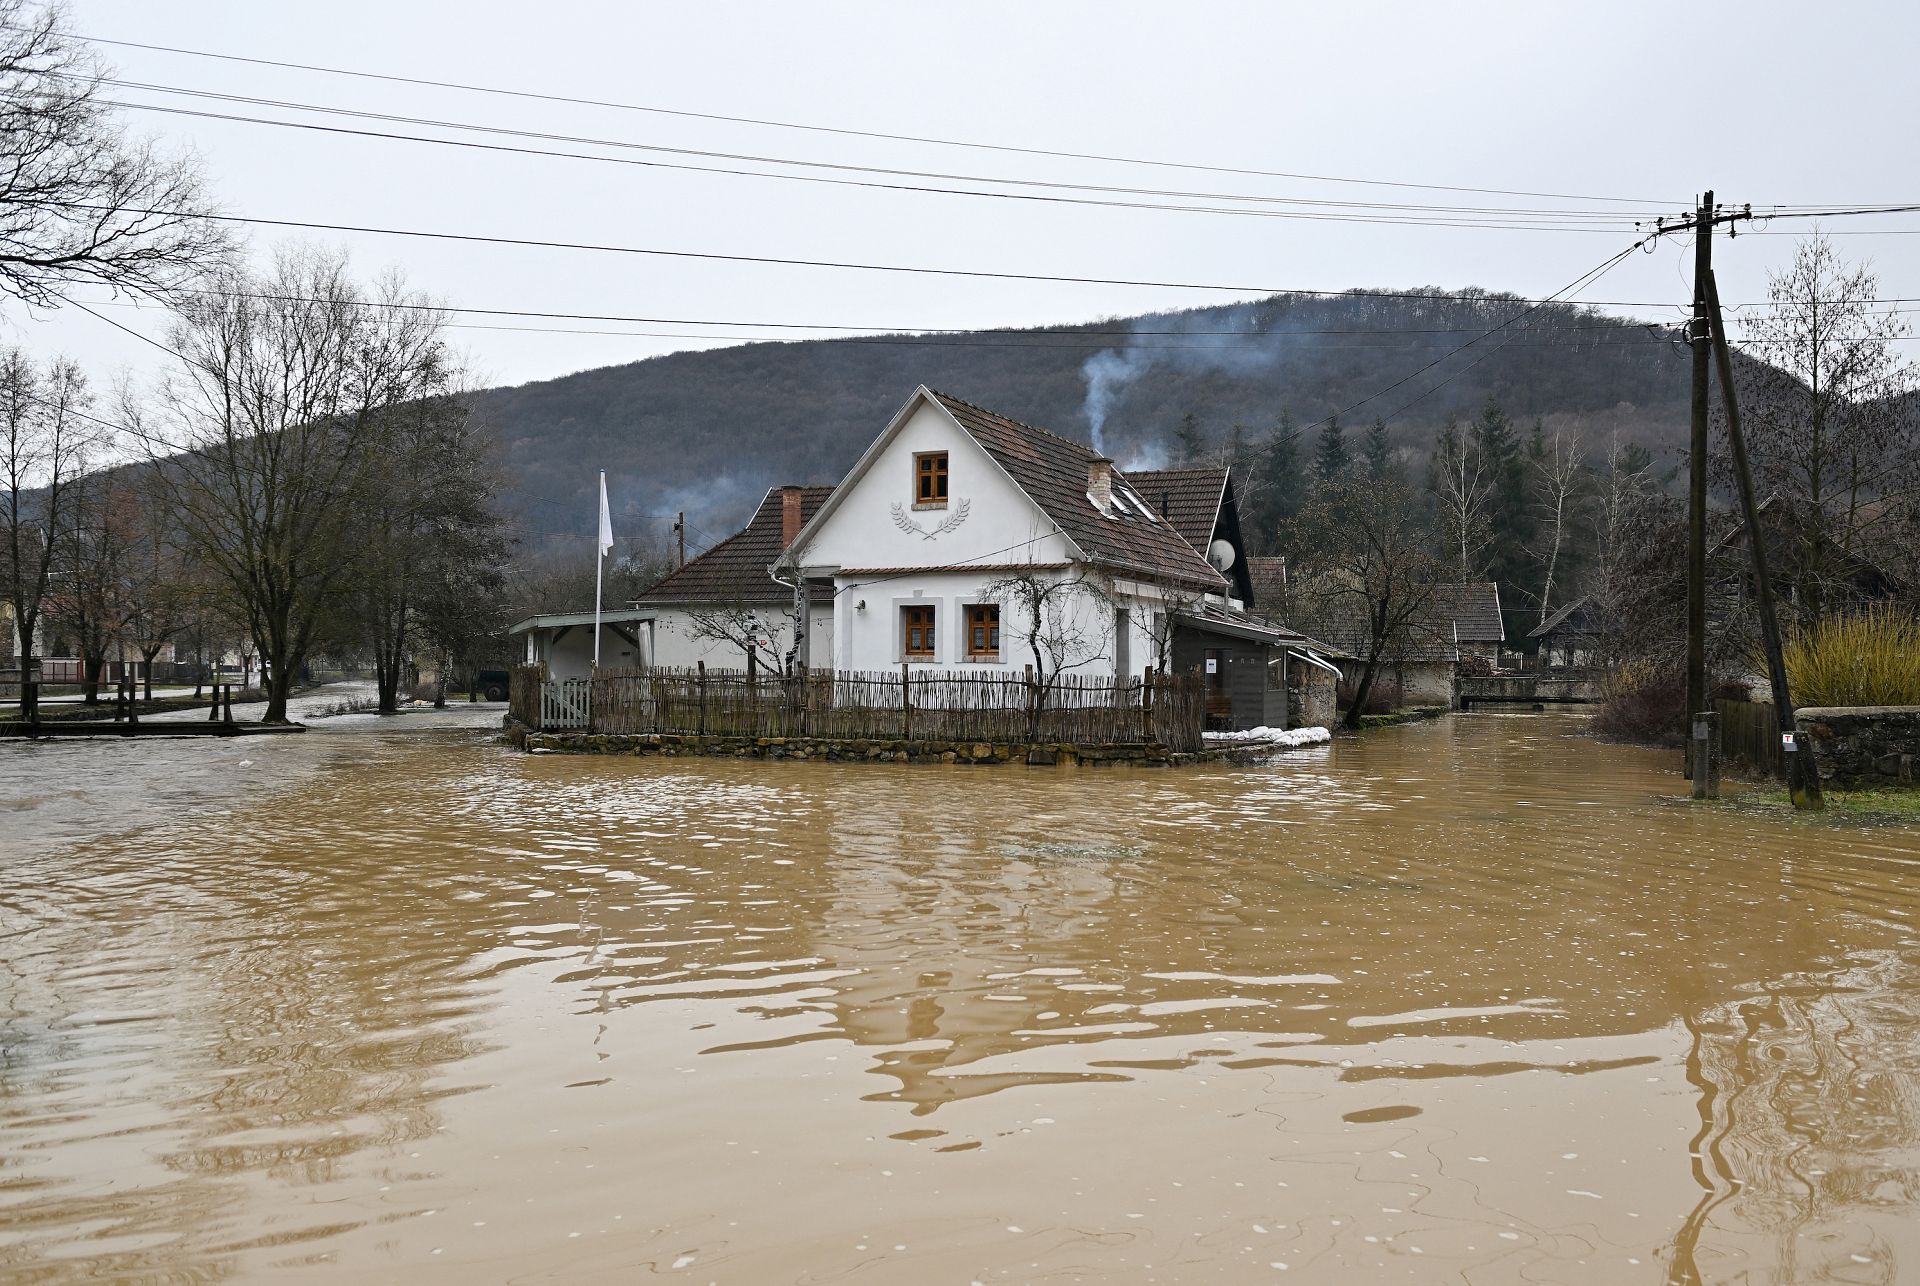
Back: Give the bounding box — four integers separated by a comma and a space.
797, 398, 1076, 575
649, 603, 834, 671
832, 566, 1162, 680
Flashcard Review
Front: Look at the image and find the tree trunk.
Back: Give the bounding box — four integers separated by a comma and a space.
1343, 652, 1386, 730
141, 647, 161, 700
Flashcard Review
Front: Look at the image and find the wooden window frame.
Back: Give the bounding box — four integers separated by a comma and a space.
913, 451, 949, 509
902, 604, 937, 660
964, 602, 1001, 661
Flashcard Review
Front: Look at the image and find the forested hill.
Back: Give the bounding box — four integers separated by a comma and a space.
472, 288, 1693, 554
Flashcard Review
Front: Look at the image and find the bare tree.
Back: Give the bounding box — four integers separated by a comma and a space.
118, 475, 195, 698
1724, 234, 1916, 623
681, 598, 795, 673
1289, 473, 1444, 730
0, 348, 93, 708
0, 1, 230, 307
1428, 415, 1493, 578
1526, 426, 1585, 626
981, 566, 1114, 737
45, 472, 134, 702
140, 248, 455, 723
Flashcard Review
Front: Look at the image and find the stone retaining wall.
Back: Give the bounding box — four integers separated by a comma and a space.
1794, 706, 1920, 789
504, 719, 1299, 767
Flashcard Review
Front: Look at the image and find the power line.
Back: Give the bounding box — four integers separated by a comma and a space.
85, 75, 1666, 225
98, 96, 1646, 233
43, 24, 1679, 207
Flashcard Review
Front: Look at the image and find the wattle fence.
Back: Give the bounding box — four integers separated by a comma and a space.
511, 664, 1204, 752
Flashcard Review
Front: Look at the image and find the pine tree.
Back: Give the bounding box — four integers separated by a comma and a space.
1313, 414, 1349, 481
1471, 394, 1533, 640
1174, 412, 1208, 465
1244, 412, 1302, 552
1362, 417, 1395, 481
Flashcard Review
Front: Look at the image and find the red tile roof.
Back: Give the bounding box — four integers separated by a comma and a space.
635, 486, 836, 605
927, 391, 1226, 593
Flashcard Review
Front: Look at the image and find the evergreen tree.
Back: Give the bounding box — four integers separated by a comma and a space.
1471, 394, 1534, 640
1362, 417, 1396, 481
1174, 412, 1208, 465
1244, 412, 1302, 552
1312, 414, 1349, 481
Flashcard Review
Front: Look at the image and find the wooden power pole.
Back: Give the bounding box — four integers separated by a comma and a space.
1685, 191, 1713, 796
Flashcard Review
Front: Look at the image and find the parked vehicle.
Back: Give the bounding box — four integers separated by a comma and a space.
474, 668, 510, 702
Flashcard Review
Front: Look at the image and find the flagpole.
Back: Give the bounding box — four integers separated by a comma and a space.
594, 469, 606, 668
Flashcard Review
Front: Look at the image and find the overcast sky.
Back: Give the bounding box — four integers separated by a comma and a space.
10, 0, 1917, 393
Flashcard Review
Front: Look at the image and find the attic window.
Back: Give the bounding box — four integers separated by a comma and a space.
914, 452, 948, 508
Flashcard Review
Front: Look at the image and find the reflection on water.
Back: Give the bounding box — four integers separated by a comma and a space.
1, 711, 1917, 1282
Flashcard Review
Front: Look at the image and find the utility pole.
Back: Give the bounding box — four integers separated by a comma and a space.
674, 511, 686, 569
1648, 194, 1757, 801
1685, 191, 1713, 792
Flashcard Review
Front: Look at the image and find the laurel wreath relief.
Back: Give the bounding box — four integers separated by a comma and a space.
889, 498, 971, 540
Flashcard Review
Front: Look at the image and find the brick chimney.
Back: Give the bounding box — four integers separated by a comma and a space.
781, 486, 804, 548
1087, 458, 1114, 514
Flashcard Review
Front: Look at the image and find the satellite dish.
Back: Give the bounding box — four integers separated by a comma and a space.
1207, 538, 1237, 572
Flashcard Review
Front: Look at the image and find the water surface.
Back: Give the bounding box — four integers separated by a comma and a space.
2, 710, 1916, 1283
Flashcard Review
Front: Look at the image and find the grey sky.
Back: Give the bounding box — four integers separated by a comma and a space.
11, 0, 1918, 392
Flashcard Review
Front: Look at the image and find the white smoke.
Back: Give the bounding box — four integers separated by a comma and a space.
1078, 302, 1295, 467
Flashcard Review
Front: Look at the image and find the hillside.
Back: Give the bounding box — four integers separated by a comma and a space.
472, 289, 1693, 554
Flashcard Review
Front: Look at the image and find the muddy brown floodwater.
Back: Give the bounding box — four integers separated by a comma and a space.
2, 708, 1918, 1284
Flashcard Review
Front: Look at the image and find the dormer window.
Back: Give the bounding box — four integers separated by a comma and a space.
914, 452, 948, 508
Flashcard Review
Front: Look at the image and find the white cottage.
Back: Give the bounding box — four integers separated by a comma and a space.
780, 387, 1292, 727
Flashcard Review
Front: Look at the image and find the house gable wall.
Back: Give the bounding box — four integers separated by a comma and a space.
796, 398, 1075, 575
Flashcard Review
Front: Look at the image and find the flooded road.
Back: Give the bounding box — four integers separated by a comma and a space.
2, 711, 1917, 1283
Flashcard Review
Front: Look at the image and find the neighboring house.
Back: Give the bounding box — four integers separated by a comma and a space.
1309, 580, 1506, 711
782, 387, 1294, 730
1529, 595, 1605, 670
1127, 467, 1256, 606
635, 485, 837, 670
1243, 555, 1347, 729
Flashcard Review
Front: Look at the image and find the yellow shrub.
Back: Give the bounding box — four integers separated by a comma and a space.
1776, 606, 1920, 707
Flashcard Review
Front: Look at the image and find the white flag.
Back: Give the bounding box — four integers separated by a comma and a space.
597, 471, 614, 557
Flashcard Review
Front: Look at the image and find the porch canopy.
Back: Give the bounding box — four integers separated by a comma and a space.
510, 608, 656, 681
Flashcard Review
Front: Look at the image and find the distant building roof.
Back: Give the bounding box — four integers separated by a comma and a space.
1430, 582, 1505, 643
927, 390, 1227, 594
1126, 466, 1228, 553
1290, 580, 1504, 663
636, 485, 836, 605
1246, 556, 1287, 612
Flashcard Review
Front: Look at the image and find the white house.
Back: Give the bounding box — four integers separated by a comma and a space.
779, 387, 1292, 727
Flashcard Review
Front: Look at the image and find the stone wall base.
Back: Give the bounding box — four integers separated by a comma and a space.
1795, 706, 1920, 789
503, 719, 1306, 768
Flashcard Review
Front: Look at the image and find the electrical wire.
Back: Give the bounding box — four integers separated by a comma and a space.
78, 75, 1669, 224
96, 96, 1647, 232
37, 24, 1680, 207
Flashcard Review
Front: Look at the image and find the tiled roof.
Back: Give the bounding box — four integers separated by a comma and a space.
1246, 556, 1287, 613
1292, 581, 1503, 662
927, 390, 1226, 593
1125, 467, 1227, 552
635, 486, 835, 605
1429, 581, 1504, 643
